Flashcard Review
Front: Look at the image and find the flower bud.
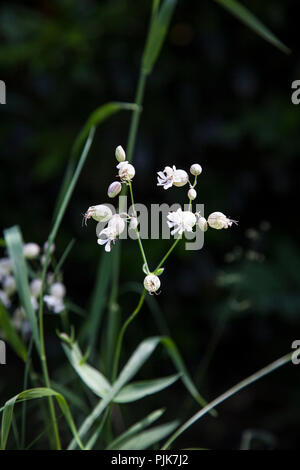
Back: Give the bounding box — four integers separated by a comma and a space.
108, 181, 122, 198
188, 188, 197, 200
173, 169, 188, 187
144, 274, 161, 294
50, 282, 66, 299
129, 217, 138, 230
24, 243, 40, 259
84, 204, 112, 225
30, 279, 43, 298
115, 145, 126, 163
117, 162, 135, 182
198, 216, 208, 232
208, 212, 236, 230
190, 164, 202, 176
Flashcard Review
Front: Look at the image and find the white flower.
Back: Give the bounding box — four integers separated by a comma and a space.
50, 282, 66, 299
0, 289, 11, 308
97, 215, 125, 252
198, 216, 208, 232
144, 274, 161, 294
157, 166, 188, 190
0, 258, 12, 282
188, 188, 197, 200
190, 164, 202, 176
115, 145, 126, 163
3, 275, 16, 296
30, 279, 43, 298
84, 204, 113, 225
31, 295, 39, 311
167, 208, 196, 236
108, 181, 122, 198
44, 295, 65, 314
117, 161, 135, 182
207, 212, 237, 230
24, 243, 40, 259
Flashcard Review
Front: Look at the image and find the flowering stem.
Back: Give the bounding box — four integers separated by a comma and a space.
112, 289, 146, 382
128, 182, 150, 273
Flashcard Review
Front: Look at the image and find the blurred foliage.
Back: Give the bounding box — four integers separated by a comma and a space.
0, 0, 300, 449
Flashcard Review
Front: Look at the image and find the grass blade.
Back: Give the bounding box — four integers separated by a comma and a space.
0, 388, 84, 450
162, 349, 299, 449
117, 421, 179, 450
107, 408, 165, 450
4, 226, 40, 353
0, 302, 27, 362
142, 0, 177, 74
215, 0, 290, 54
114, 374, 180, 403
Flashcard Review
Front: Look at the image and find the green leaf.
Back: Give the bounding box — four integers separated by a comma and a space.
0, 303, 27, 362
0, 388, 84, 450
114, 374, 180, 403
117, 421, 179, 450
72, 102, 139, 159
107, 408, 165, 450
4, 226, 40, 353
215, 0, 290, 54
62, 341, 111, 398
142, 0, 177, 74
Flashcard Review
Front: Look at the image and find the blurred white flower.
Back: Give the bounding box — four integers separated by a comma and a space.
167, 208, 196, 236
30, 279, 43, 298
115, 145, 126, 163
117, 161, 135, 182
144, 274, 161, 294
0, 258, 12, 281
3, 275, 16, 296
43, 241, 55, 254
0, 289, 11, 308
190, 163, 202, 176
84, 204, 113, 225
24, 243, 40, 259
50, 282, 66, 299
108, 181, 122, 198
208, 212, 237, 230
43, 295, 65, 314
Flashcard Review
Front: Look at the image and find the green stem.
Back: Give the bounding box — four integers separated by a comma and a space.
112, 289, 146, 382
128, 182, 150, 272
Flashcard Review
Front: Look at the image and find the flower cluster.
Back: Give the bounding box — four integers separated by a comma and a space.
0, 242, 67, 338
85, 148, 237, 295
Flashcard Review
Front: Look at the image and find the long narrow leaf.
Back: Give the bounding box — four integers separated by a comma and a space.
215, 0, 290, 54
114, 374, 180, 403
4, 226, 40, 353
0, 302, 27, 362
107, 408, 165, 450
117, 421, 179, 450
0, 388, 84, 450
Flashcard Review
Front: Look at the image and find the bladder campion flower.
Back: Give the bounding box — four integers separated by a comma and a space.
208, 212, 237, 230
157, 166, 188, 190
144, 274, 161, 294
84, 204, 113, 225
117, 161, 135, 182
108, 181, 122, 198
190, 163, 202, 176
167, 208, 196, 236
23, 243, 40, 259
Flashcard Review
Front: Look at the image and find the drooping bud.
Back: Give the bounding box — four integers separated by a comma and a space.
208, 212, 237, 230
108, 181, 122, 198
129, 217, 138, 230
144, 274, 161, 294
84, 204, 113, 225
117, 162, 135, 182
115, 145, 126, 163
173, 169, 189, 187
23, 243, 40, 259
198, 216, 208, 232
190, 164, 202, 176
188, 188, 197, 200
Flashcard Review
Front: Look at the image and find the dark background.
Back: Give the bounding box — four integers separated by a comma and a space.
1, 0, 300, 449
